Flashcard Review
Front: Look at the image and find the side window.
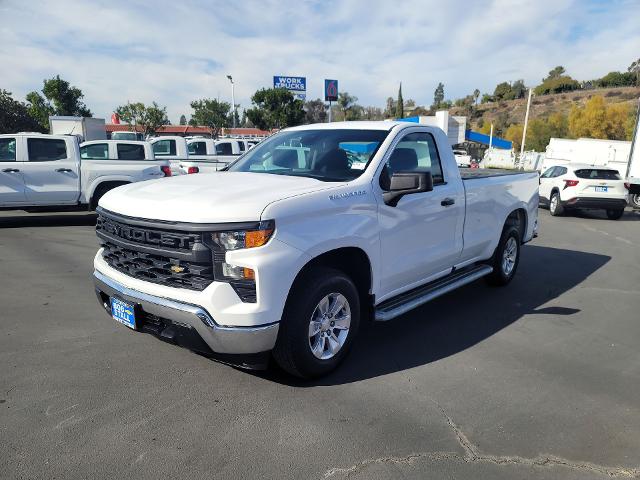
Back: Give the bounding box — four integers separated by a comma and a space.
117, 143, 145, 160
540, 167, 555, 178
153, 140, 176, 156
27, 138, 67, 161
188, 142, 207, 155
237, 141, 245, 152
216, 142, 233, 156
0, 138, 16, 161
385, 132, 444, 184
80, 143, 109, 160
555, 167, 568, 177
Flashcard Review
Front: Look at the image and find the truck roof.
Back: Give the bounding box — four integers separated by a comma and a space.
81, 140, 148, 146
285, 121, 409, 132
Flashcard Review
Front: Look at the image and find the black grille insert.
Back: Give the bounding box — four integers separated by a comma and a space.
97, 212, 214, 291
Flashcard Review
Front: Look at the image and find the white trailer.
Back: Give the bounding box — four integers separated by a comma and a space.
626, 101, 640, 208
49, 116, 106, 142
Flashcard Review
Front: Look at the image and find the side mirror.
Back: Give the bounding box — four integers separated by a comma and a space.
383, 171, 433, 207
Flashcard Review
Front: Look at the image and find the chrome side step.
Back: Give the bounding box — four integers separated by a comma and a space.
374, 265, 493, 321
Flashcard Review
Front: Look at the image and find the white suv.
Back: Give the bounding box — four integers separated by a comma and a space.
539, 164, 628, 219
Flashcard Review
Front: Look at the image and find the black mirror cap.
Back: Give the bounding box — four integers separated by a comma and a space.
383, 171, 433, 207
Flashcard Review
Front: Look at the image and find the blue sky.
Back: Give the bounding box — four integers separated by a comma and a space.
1, 0, 639, 123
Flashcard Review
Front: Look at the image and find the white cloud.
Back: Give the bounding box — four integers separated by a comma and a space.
1, 0, 639, 122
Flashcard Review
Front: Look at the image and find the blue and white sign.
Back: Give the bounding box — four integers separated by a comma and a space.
273, 76, 306, 100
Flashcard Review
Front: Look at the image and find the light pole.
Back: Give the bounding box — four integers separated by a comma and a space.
226, 75, 236, 129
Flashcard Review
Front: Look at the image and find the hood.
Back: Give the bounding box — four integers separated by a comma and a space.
98, 172, 338, 223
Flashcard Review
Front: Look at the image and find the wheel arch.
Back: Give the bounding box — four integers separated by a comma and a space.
290, 247, 374, 310
89, 180, 130, 210
504, 207, 527, 243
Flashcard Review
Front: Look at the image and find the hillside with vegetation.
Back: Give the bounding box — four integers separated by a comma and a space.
453, 86, 639, 151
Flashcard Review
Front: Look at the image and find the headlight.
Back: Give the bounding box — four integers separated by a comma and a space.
210, 220, 274, 251
208, 221, 274, 302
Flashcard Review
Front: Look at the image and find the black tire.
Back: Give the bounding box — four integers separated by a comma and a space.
606, 209, 624, 220
549, 191, 563, 216
629, 194, 640, 209
485, 226, 521, 286
273, 267, 360, 379
89, 183, 125, 211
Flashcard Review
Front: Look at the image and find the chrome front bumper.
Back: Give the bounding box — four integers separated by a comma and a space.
93, 270, 279, 355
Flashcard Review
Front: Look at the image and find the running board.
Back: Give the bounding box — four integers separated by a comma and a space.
374, 265, 493, 321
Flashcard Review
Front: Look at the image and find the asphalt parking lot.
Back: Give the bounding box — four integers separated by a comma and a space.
1, 208, 639, 479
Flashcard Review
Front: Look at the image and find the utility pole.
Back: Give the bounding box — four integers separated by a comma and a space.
227, 75, 236, 129
520, 88, 533, 165
489, 123, 494, 149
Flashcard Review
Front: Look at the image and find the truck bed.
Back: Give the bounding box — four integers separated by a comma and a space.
459, 168, 535, 180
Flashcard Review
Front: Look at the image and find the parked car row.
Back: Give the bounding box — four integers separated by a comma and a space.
0, 133, 171, 210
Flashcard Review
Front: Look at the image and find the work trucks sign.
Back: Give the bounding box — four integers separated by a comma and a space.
273, 76, 306, 100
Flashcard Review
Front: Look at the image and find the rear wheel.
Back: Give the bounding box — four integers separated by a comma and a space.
606, 209, 624, 220
549, 192, 563, 216
630, 194, 640, 209
486, 226, 521, 286
273, 267, 360, 379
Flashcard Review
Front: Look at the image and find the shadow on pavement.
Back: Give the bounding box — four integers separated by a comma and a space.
256, 244, 610, 386
570, 209, 640, 221
0, 212, 97, 228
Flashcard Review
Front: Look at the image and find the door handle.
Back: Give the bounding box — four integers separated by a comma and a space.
56, 168, 73, 173
2, 168, 20, 173
441, 198, 455, 206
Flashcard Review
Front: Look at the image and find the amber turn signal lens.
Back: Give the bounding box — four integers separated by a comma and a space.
245, 228, 274, 248
243, 268, 255, 280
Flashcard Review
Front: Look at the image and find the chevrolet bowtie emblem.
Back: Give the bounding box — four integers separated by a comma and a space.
170, 265, 185, 273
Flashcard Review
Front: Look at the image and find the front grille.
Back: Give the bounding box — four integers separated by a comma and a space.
102, 241, 214, 290
97, 211, 214, 291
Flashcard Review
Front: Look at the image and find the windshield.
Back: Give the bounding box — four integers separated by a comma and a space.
226, 129, 390, 181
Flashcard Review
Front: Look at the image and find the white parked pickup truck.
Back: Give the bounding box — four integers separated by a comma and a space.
0, 134, 171, 210
93, 121, 539, 378
149, 136, 190, 175
180, 138, 245, 174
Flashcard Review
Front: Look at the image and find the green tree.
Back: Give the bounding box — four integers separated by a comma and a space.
628, 58, 640, 86
245, 88, 305, 130
511, 80, 526, 99
493, 82, 514, 101
383, 97, 396, 118
0, 89, 44, 133
304, 98, 327, 124
336, 92, 358, 121
534, 75, 580, 95
189, 98, 230, 138
545, 66, 566, 81
395, 83, 404, 118
404, 98, 416, 108
433, 82, 445, 109
179, 114, 187, 125
26, 75, 92, 130
595, 71, 635, 88
480, 93, 493, 104
115, 102, 169, 137
473, 89, 481, 105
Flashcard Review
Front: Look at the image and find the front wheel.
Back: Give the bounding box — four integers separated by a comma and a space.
606, 209, 624, 220
486, 226, 521, 286
629, 194, 640, 209
273, 267, 360, 379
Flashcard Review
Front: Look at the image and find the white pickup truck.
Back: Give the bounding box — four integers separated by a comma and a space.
0, 134, 171, 210
180, 138, 245, 174
93, 121, 539, 378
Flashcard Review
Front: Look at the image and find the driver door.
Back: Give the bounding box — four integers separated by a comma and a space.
376, 131, 465, 300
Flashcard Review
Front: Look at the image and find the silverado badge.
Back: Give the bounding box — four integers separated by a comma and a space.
170, 265, 185, 273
